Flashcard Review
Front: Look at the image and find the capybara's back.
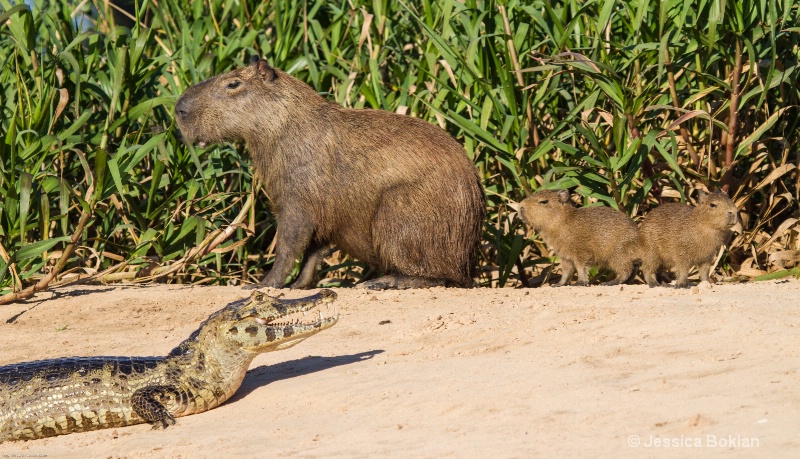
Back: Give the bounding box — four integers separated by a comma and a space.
639, 190, 741, 287
519, 190, 639, 286
175, 58, 484, 288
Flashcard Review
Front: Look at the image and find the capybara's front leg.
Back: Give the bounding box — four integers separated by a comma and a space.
288, 244, 330, 289
258, 213, 314, 289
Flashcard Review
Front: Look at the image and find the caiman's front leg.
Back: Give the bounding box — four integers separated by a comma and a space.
131, 385, 183, 429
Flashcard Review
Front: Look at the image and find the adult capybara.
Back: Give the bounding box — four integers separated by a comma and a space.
175, 57, 485, 289
519, 189, 639, 286
638, 190, 742, 288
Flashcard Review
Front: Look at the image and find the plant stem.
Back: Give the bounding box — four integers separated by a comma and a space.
723, 38, 743, 193
0, 210, 93, 306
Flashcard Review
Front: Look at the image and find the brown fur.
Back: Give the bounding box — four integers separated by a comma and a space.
175, 58, 485, 289
519, 190, 639, 286
638, 190, 741, 288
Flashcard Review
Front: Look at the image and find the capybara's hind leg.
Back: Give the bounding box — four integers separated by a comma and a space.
641, 258, 661, 287
601, 261, 634, 286
357, 275, 447, 290
370, 184, 477, 287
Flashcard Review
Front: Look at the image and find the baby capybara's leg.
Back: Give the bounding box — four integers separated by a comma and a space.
673, 265, 691, 288
640, 256, 661, 287
697, 261, 714, 284
556, 259, 576, 286
602, 259, 635, 286
574, 263, 591, 286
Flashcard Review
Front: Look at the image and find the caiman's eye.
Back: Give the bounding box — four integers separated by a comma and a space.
226, 80, 242, 90
254, 294, 264, 301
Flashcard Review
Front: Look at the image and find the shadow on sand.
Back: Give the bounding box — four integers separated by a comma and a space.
229, 350, 384, 403
4, 287, 119, 323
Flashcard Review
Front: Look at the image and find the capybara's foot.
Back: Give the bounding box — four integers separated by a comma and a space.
357, 275, 447, 290
574, 280, 590, 287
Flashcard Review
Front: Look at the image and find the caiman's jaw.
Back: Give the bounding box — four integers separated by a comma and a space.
227, 289, 339, 352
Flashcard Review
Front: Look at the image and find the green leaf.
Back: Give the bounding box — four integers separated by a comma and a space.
14, 237, 71, 263
734, 107, 791, 159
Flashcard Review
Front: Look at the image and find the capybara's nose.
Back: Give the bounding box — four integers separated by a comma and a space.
175, 97, 189, 118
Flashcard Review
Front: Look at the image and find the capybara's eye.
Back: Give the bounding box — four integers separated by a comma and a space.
226, 81, 242, 90
709, 203, 717, 208
539, 199, 548, 205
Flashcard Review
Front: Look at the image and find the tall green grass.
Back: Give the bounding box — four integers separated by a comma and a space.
1, 0, 798, 297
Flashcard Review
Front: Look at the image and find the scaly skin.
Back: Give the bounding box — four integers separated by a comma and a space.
0, 289, 338, 443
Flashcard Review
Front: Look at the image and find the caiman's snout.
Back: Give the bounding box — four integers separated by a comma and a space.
247, 289, 339, 328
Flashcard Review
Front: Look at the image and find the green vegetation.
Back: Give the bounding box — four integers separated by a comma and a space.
1, 0, 798, 297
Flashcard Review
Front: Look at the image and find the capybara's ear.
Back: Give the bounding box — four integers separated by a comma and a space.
257, 60, 277, 82
557, 189, 570, 203
249, 55, 260, 65
696, 189, 709, 203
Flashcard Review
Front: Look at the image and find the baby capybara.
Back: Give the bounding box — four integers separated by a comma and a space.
175, 58, 484, 289
519, 190, 639, 286
638, 190, 741, 288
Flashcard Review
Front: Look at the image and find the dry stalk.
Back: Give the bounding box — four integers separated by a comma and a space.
0, 210, 92, 306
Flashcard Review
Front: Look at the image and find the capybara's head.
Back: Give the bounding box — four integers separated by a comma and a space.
518, 189, 572, 231
175, 57, 287, 147
695, 190, 741, 232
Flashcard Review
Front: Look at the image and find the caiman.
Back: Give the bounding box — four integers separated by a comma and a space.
0, 289, 338, 443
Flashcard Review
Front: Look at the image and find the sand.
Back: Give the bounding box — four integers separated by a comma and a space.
0, 280, 798, 458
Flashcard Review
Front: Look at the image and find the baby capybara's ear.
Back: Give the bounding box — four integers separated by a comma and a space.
557, 189, 571, 204
249, 55, 260, 65
696, 189, 709, 204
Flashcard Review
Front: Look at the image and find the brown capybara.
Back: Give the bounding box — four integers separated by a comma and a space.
519, 189, 639, 286
638, 190, 742, 288
175, 57, 485, 289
